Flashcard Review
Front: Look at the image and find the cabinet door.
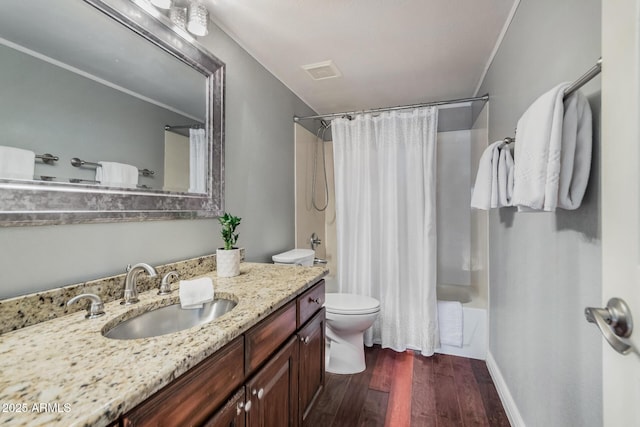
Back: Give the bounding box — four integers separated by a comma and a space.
203, 388, 247, 427
298, 308, 325, 425
246, 336, 299, 427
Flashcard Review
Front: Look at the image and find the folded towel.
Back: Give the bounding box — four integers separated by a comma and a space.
96, 161, 139, 188
557, 90, 592, 209
512, 82, 571, 211
471, 141, 503, 210
179, 277, 214, 309
498, 144, 514, 207
0, 146, 35, 180
437, 301, 463, 347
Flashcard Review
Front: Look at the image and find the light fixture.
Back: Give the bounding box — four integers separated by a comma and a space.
169, 6, 187, 30
149, 0, 172, 10
187, 1, 209, 37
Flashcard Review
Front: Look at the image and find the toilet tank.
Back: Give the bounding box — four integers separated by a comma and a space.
272, 249, 315, 267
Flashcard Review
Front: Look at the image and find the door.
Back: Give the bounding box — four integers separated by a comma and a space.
203, 388, 247, 427
298, 308, 325, 425
246, 336, 299, 427
599, 0, 640, 425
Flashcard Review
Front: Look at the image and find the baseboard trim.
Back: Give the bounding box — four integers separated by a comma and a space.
485, 351, 526, 427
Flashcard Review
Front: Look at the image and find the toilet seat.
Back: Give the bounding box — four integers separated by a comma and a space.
325, 293, 380, 315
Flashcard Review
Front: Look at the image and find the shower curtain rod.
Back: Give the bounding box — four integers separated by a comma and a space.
293, 94, 489, 122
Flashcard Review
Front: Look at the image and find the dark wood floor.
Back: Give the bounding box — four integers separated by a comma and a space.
305, 346, 510, 427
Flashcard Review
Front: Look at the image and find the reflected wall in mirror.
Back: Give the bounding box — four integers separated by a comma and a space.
0, 0, 225, 225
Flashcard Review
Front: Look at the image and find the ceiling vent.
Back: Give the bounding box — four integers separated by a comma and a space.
301, 60, 342, 81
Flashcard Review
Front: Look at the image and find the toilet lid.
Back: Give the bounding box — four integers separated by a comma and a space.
324, 293, 380, 315
272, 249, 315, 263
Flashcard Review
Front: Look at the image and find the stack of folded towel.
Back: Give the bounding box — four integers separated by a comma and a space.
471, 83, 592, 212
179, 277, 214, 309
96, 161, 139, 188
0, 146, 35, 180
471, 140, 514, 210
512, 83, 592, 212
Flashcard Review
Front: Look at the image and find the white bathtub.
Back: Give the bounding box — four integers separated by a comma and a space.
436, 284, 487, 360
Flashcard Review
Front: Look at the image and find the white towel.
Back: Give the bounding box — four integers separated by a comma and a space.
471, 141, 503, 210
498, 145, 514, 207
557, 90, 592, 209
96, 161, 139, 188
0, 146, 35, 180
179, 277, 214, 309
512, 83, 571, 211
437, 301, 463, 347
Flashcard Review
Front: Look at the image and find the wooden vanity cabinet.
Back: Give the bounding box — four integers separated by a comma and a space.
120, 279, 325, 427
121, 336, 245, 427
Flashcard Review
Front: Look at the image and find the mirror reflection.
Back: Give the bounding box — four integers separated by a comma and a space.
0, 0, 207, 193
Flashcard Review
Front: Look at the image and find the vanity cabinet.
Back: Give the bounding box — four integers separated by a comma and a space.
120, 279, 325, 427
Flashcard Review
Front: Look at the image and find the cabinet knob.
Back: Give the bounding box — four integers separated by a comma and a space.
300, 335, 310, 344
252, 388, 264, 400
309, 297, 321, 305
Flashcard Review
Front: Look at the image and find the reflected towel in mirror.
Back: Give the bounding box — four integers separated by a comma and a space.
96, 161, 139, 188
0, 145, 35, 180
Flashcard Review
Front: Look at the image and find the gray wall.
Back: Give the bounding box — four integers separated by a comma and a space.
478, 0, 602, 425
0, 43, 200, 188
0, 21, 316, 298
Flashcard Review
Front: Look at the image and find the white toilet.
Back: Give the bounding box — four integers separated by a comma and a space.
325, 293, 380, 374
272, 248, 315, 267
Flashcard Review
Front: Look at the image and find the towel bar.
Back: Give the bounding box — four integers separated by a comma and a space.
70, 157, 154, 177
503, 58, 602, 144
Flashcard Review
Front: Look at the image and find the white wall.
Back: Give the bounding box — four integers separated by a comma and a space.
478, 0, 602, 425
436, 130, 471, 286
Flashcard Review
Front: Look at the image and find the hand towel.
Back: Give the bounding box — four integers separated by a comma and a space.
512, 82, 571, 211
179, 277, 214, 309
557, 90, 592, 209
0, 146, 35, 180
498, 144, 514, 207
437, 300, 463, 347
96, 161, 139, 188
471, 141, 503, 210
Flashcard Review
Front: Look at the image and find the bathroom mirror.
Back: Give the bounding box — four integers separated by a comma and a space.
0, 0, 224, 225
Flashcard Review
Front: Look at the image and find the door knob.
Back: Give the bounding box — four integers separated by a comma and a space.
585, 297, 633, 355
252, 388, 264, 400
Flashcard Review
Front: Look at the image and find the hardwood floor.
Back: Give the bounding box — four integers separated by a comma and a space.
305, 346, 510, 427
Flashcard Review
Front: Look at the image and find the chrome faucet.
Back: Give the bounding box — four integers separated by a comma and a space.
121, 263, 157, 305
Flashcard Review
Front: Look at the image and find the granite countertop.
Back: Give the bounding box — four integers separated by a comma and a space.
0, 263, 327, 427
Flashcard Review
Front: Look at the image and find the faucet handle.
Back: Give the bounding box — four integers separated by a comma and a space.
159, 271, 179, 295
67, 293, 105, 319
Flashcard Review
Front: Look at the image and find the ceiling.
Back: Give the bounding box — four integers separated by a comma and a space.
206, 0, 518, 115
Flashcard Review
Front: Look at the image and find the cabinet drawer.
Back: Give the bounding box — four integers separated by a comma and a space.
122, 336, 244, 427
245, 301, 296, 375
297, 280, 325, 328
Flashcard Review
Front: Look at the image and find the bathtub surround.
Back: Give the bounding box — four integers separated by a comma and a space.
477, 0, 602, 425
332, 108, 439, 354
0, 18, 318, 299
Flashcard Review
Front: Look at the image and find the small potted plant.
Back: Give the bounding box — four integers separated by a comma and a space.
217, 212, 242, 277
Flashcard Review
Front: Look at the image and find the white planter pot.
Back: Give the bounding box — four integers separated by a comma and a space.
217, 248, 240, 277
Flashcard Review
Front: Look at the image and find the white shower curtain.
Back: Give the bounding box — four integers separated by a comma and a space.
332, 107, 440, 354
189, 128, 207, 193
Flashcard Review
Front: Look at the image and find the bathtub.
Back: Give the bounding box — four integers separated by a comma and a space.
325, 278, 487, 360
436, 284, 487, 360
